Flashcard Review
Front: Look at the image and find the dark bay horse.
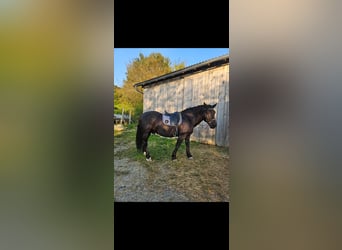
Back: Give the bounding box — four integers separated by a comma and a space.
136, 103, 217, 161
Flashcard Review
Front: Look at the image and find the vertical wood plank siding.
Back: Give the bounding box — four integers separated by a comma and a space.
143, 64, 229, 147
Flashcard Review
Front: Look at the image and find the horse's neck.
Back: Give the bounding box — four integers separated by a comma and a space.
183, 110, 204, 127
194, 115, 205, 126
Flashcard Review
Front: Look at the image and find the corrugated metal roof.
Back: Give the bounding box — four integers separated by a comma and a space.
134, 54, 229, 88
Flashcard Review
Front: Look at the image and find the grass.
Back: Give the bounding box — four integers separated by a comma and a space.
114, 123, 204, 162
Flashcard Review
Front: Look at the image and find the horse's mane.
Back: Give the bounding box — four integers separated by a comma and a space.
182, 104, 208, 113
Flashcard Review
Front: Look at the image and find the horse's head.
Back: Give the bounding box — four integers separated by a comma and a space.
203, 102, 217, 128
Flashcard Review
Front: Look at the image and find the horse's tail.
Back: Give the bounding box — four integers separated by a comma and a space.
136, 120, 143, 152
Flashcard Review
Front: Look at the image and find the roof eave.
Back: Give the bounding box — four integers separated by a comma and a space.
133, 54, 229, 88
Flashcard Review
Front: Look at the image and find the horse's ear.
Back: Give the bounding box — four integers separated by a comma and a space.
211, 103, 217, 108
203, 102, 207, 105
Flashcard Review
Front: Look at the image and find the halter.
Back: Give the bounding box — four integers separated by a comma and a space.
207, 118, 217, 127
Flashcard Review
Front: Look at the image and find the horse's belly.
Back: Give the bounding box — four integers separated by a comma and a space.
156, 125, 176, 137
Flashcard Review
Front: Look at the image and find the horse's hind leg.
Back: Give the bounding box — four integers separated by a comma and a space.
142, 132, 152, 161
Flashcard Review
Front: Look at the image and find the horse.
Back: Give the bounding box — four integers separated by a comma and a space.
136, 102, 217, 161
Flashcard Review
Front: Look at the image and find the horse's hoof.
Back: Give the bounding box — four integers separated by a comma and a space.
172, 159, 177, 161
146, 157, 152, 161
188, 157, 193, 160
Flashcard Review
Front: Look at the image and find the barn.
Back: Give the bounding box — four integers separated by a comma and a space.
134, 54, 229, 147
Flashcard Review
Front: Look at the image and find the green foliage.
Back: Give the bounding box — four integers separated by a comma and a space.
124, 53, 172, 84
172, 62, 186, 71
113, 84, 122, 113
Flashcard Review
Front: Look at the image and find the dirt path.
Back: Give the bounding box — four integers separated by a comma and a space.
114, 128, 230, 202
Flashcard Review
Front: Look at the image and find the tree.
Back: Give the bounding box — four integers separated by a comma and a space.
118, 53, 185, 121
113, 84, 122, 114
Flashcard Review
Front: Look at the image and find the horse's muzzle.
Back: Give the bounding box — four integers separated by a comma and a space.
208, 119, 217, 128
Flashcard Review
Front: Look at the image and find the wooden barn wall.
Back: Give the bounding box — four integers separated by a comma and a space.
143, 64, 229, 147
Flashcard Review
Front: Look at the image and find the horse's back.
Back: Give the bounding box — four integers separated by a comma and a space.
139, 111, 162, 123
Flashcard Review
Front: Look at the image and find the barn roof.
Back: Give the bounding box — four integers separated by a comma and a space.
133, 54, 229, 89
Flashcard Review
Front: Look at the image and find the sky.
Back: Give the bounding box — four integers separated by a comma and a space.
114, 48, 229, 87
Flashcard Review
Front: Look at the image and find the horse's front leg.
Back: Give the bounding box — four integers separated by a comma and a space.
172, 135, 185, 161
185, 134, 193, 159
